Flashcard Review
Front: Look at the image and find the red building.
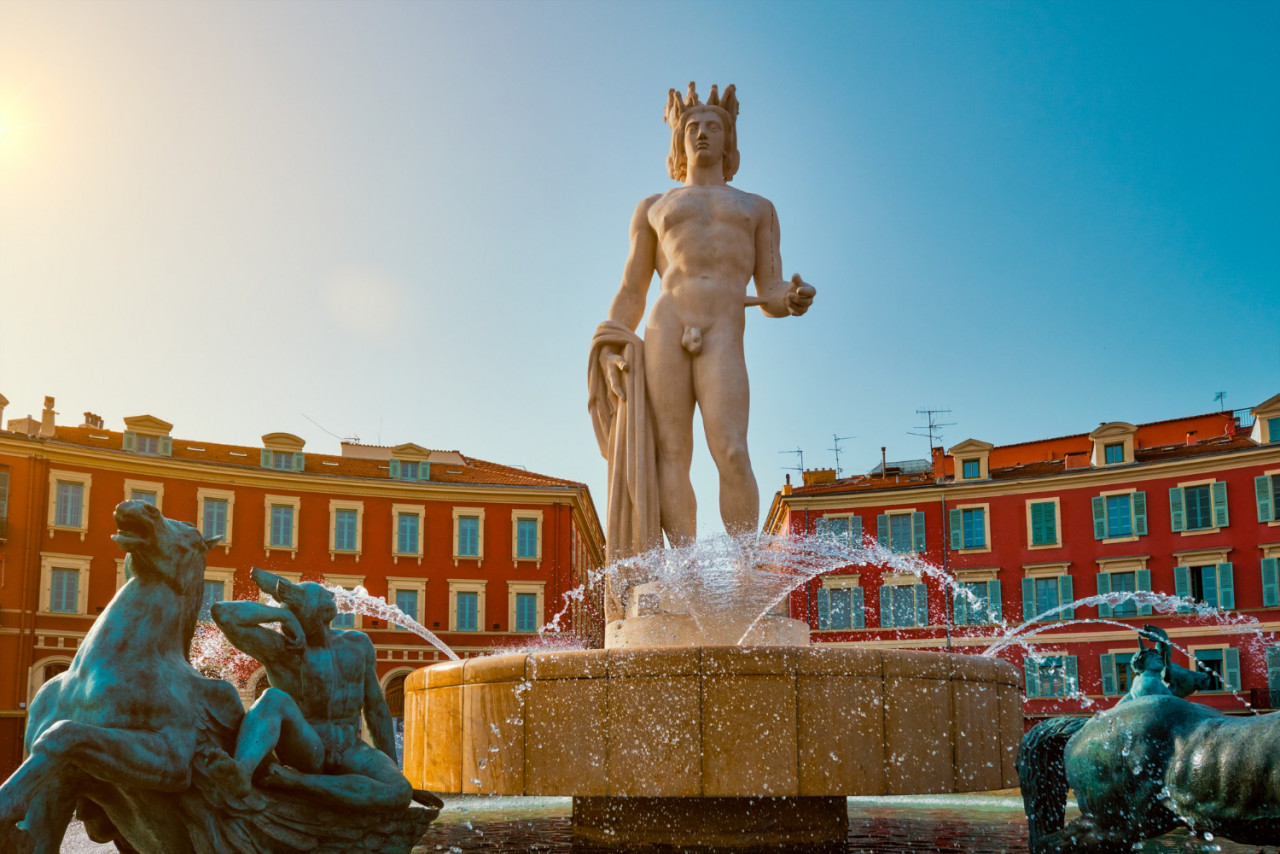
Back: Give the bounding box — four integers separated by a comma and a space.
765, 394, 1280, 725
0, 394, 605, 776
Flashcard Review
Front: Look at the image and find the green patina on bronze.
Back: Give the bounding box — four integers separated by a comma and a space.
0, 501, 439, 854
1018, 625, 1280, 852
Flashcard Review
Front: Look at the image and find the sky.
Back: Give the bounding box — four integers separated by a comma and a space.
1, 0, 1277, 536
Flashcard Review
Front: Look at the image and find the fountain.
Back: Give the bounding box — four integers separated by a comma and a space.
400, 82, 1024, 847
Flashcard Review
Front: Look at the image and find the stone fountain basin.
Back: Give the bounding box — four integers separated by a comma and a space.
403, 646, 1024, 798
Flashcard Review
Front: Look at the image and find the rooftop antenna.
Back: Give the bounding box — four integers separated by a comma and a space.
829, 434, 856, 477
778, 446, 805, 474
302, 413, 359, 445
1213, 391, 1226, 412
910, 407, 956, 453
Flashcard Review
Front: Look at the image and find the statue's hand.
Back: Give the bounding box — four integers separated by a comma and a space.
600, 349, 628, 401
785, 274, 816, 316
278, 610, 305, 651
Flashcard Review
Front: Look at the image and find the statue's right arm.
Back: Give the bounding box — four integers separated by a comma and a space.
605, 196, 660, 330
210, 601, 297, 662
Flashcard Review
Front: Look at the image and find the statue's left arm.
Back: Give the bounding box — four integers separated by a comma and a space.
751, 198, 816, 318
359, 635, 399, 763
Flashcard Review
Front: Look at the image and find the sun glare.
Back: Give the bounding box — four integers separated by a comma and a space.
0, 94, 35, 154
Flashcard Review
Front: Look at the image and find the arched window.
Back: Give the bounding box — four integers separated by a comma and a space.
384, 673, 406, 719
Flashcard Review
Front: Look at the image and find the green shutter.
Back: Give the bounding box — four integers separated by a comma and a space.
954, 584, 968, 626
122, 431, 137, 452
851, 587, 865, 629
1262, 558, 1279, 608
1223, 648, 1241, 692
1257, 475, 1276, 523
1058, 575, 1074, 620
1136, 568, 1152, 616
1133, 491, 1147, 536
1174, 566, 1192, 613
292, 451, 305, 472
949, 508, 962, 550
913, 511, 926, 552
1218, 563, 1235, 610
915, 584, 928, 627
987, 579, 1002, 623
1065, 656, 1079, 695
876, 515, 889, 547
419, 462, 431, 481
1268, 647, 1280, 707
1025, 657, 1040, 698
260, 448, 271, 467
817, 587, 830, 630
1169, 487, 1186, 532
1100, 654, 1117, 696
1091, 496, 1106, 539
1022, 577, 1036, 622
1096, 573, 1112, 619
389, 459, 401, 479
158, 436, 172, 456
880, 586, 893, 628
1211, 481, 1229, 528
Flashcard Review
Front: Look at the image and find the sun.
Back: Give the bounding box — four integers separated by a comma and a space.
0, 94, 35, 153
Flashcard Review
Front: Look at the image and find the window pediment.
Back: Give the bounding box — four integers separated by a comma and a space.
122, 414, 173, 435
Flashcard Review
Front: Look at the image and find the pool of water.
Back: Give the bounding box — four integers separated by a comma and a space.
410, 795, 1276, 853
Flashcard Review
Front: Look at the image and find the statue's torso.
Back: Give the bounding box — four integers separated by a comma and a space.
274, 631, 369, 739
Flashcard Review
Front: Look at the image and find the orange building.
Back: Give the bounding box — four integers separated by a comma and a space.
0, 394, 605, 776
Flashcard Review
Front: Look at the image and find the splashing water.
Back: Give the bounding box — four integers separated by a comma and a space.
327, 585, 460, 660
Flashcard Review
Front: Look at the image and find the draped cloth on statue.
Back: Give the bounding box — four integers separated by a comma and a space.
588, 320, 662, 618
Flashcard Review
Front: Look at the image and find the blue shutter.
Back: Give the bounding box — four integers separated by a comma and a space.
159, 436, 172, 456
1136, 568, 1152, 616
914, 584, 928, 627
1169, 487, 1186, 532
122, 431, 137, 452
1058, 575, 1074, 620
1065, 656, 1079, 695
1174, 566, 1192, 613
954, 584, 968, 626
816, 587, 830, 630
988, 579, 1002, 623
1262, 558, 1279, 608
292, 451, 305, 472
1211, 481, 1229, 528
1100, 654, 1117, 696
260, 448, 271, 468
1132, 491, 1147, 536
1091, 496, 1106, 539
389, 459, 401, 479
876, 515, 889, 547
419, 462, 431, 481
1218, 563, 1235, 610
1223, 648, 1241, 692
1022, 577, 1036, 622
848, 516, 863, 545
949, 509, 962, 550
913, 511, 926, 552
1025, 658, 1040, 698
1257, 476, 1276, 523
880, 586, 893, 628
851, 587, 865, 629
1096, 573, 1112, 619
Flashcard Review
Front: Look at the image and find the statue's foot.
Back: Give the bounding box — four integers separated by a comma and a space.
204, 750, 253, 799
259, 762, 303, 791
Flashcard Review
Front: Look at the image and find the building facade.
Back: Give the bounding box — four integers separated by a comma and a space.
766, 394, 1280, 726
0, 395, 605, 776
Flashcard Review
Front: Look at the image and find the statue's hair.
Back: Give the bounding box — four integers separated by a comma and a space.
665, 82, 740, 183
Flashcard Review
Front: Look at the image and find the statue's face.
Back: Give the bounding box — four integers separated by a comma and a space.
683, 108, 726, 170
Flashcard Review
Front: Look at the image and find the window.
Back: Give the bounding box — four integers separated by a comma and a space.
261, 449, 304, 472
333, 612, 356, 628
1255, 473, 1280, 523
132, 490, 157, 506
457, 516, 480, 557
390, 459, 431, 481
203, 498, 229, 540
962, 459, 980, 479
137, 434, 159, 455
1267, 647, 1280, 708
1103, 443, 1124, 465
1107, 572, 1137, 618
1021, 571, 1074, 622
1089, 423, 1135, 466
954, 579, 1001, 626
1099, 651, 1135, 696
199, 579, 224, 622
1268, 416, 1280, 444
397, 513, 420, 555
334, 510, 357, 551
40, 554, 91, 614
511, 510, 544, 562
450, 580, 487, 631
1170, 481, 1228, 533
0, 467, 8, 539
876, 511, 925, 553
270, 505, 294, 548
1174, 563, 1235, 612
456, 591, 478, 631
1190, 647, 1240, 693
393, 590, 419, 630
49, 568, 79, 613
1025, 655, 1078, 699
879, 581, 928, 628
507, 581, 545, 633
1091, 491, 1147, 540
515, 593, 538, 632
325, 573, 363, 629
55, 481, 84, 528
815, 514, 863, 547
1263, 557, 1279, 608
1096, 562, 1152, 619
817, 581, 865, 630
949, 506, 988, 551
1028, 500, 1059, 547
122, 417, 174, 456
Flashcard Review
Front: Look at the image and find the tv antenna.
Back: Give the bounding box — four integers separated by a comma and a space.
1213, 391, 1226, 412
302, 412, 359, 444
778, 446, 805, 474
909, 408, 956, 451
829, 434, 856, 477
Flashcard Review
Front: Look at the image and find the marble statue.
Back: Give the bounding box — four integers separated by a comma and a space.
589, 82, 816, 565
1018, 625, 1278, 851
0, 501, 438, 854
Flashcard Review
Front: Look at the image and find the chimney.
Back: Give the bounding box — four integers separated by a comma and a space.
801, 468, 837, 487
81, 412, 104, 429
40, 396, 57, 438
880, 446, 887, 478
782, 473, 793, 496
1185, 430, 1197, 446
0, 392, 7, 429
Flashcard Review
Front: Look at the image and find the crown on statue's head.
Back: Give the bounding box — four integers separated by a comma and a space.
665, 82, 739, 130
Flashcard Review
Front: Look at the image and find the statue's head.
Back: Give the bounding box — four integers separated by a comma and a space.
665, 82, 740, 183
252, 568, 338, 639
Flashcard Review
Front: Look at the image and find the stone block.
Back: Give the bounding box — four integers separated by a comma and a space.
884, 675, 953, 794
797, 646, 884, 677
464, 653, 527, 684
997, 682, 1024, 788
401, 684, 426, 788
952, 678, 1001, 792
883, 649, 951, 679
524, 678, 608, 796
422, 685, 463, 792
461, 680, 526, 795
798, 674, 886, 796
527, 649, 607, 680
606, 675, 701, 796
701, 645, 795, 676
702, 673, 797, 796
607, 647, 700, 678
427, 659, 464, 688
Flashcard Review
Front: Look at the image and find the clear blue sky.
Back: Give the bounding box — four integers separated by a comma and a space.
1, 1, 1277, 535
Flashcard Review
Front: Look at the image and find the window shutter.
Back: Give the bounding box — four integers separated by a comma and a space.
1136, 568, 1152, 616
1262, 558, 1279, 608
914, 584, 928, 627
851, 588, 865, 629
292, 452, 305, 472
988, 579, 1002, 623
949, 509, 962, 550
1257, 475, 1276, 523
1095, 573, 1112, 619
1100, 654, 1117, 696
912, 511, 926, 552
1025, 658, 1040, 699
1065, 656, 1079, 695
1174, 566, 1191, 613
419, 462, 431, 482
1223, 648, 1241, 692
1211, 481, 1229, 528
1022, 577, 1036, 622
1058, 575, 1074, 620
122, 431, 137, 452
1132, 491, 1147, 536
1217, 563, 1235, 610
880, 585, 893, 628
260, 449, 271, 468
389, 459, 401, 479
817, 587, 830, 630
1169, 487, 1186, 532
159, 436, 172, 456
876, 515, 889, 547
954, 585, 968, 626
1091, 496, 1106, 540
1268, 647, 1280, 707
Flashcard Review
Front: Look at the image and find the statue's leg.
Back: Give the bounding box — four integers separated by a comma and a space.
643, 325, 697, 544
234, 688, 325, 781
19, 770, 80, 854
263, 744, 411, 810
693, 332, 757, 536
